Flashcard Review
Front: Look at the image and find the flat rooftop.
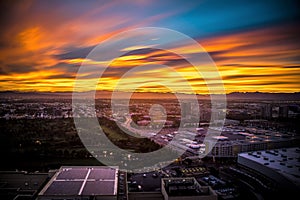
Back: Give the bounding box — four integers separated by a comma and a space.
128, 172, 162, 192
238, 147, 300, 187
39, 166, 118, 196
0, 171, 49, 200
162, 177, 212, 197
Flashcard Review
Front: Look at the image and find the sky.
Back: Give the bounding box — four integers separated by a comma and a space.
0, 0, 299, 94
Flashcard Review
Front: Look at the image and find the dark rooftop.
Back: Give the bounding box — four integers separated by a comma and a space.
163, 178, 210, 196
40, 166, 118, 196
82, 180, 115, 195
44, 181, 82, 195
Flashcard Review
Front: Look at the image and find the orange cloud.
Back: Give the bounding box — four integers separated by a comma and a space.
0, 2, 299, 96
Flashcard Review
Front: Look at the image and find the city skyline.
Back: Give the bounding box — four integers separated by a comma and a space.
1, 1, 300, 199
0, 0, 299, 94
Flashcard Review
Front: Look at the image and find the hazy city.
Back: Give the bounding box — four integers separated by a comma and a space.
0, 92, 299, 200
1, 1, 300, 200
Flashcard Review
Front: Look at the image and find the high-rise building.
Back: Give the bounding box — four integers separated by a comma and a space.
261, 104, 272, 119
279, 106, 289, 118
211, 109, 220, 121
181, 102, 191, 118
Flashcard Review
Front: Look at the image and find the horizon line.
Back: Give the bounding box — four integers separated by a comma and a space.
1, 90, 300, 95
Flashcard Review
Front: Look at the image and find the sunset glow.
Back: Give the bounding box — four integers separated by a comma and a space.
0, 0, 299, 94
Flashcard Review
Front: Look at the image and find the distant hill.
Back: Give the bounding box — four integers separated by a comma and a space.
0, 91, 300, 101
226, 92, 300, 101
0, 91, 72, 100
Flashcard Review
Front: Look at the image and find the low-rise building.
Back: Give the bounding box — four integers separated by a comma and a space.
238, 147, 300, 191
0, 171, 49, 200
161, 177, 217, 200
38, 166, 119, 200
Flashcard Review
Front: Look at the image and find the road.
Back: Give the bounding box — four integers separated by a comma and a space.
118, 116, 200, 157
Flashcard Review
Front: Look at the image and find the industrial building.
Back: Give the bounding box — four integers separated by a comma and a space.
161, 177, 217, 200
238, 147, 300, 191
128, 177, 217, 200
37, 166, 119, 200
204, 130, 298, 158
0, 171, 49, 200
37, 166, 219, 200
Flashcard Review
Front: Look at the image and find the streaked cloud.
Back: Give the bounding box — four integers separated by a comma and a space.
0, 0, 299, 93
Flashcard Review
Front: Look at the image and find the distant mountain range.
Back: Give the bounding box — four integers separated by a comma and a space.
225, 92, 300, 100
0, 91, 300, 100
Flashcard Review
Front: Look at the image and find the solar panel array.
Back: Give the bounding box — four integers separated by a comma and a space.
88, 168, 116, 180
82, 181, 115, 195
56, 168, 88, 180
43, 167, 118, 196
44, 181, 83, 195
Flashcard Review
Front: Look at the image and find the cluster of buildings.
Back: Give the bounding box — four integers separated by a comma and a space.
0, 159, 294, 200
1, 98, 299, 199
261, 103, 299, 119
146, 124, 298, 158
30, 166, 217, 200
3, 146, 299, 200
1, 99, 299, 123
205, 129, 298, 158
0, 101, 73, 119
